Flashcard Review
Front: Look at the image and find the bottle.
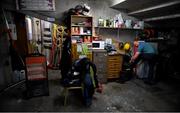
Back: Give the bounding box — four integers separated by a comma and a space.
98, 17, 104, 27
104, 19, 107, 27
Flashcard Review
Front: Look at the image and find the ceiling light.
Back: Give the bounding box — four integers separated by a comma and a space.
118, 0, 126, 4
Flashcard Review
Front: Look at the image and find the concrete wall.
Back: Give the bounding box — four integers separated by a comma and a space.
50, 0, 138, 43
1, 0, 139, 43
38, 0, 138, 26
96, 28, 138, 43
0, 0, 139, 90
52, 0, 139, 43
1, 0, 138, 25
0, 11, 13, 90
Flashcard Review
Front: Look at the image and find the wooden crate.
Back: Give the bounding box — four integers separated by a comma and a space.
107, 54, 123, 79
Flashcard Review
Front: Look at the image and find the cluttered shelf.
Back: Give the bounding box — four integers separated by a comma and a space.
71, 34, 92, 36
95, 26, 143, 30
71, 15, 93, 18
71, 25, 92, 27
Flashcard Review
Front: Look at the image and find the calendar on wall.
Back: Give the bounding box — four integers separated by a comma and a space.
16, 0, 56, 11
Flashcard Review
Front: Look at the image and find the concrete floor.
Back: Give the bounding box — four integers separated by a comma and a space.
0, 69, 180, 112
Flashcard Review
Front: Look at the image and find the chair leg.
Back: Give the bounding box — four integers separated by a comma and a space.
63, 87, 83, 106
64, 88, 68, 106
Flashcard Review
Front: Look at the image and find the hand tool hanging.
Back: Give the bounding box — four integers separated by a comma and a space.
25, 16, 33, 54
41, 20, 53, 66
0, 8, 25, 93
32, 17, 42, 54
49, 24, 64, 68
1, 8, 25, 71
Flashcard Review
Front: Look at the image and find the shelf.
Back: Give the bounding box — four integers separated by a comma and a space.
71, 15, 93, 18
71, 34, 92, 36
71, 25, 92, 27
129, 2, 180, 20
71, 15, 93, 62
111, 0, 171, 13
80, 42, 92, 44
74, 42, 92, 45
111, 0, 180, 23
95, 26, 142, 30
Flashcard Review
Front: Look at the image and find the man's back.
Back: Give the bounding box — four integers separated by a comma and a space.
138, 42, 155, 54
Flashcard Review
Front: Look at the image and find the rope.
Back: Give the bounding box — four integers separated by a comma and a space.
52, 25, 64, 47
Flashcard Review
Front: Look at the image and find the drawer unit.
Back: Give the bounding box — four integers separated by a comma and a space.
93, 49, 107, 83
107, 54, 123, 79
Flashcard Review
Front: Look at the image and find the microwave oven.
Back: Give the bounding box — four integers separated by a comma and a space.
92, 41, 105, 49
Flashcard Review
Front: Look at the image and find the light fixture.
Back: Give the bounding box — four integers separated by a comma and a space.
111, 0, 126, 6
118, 0, 126, 4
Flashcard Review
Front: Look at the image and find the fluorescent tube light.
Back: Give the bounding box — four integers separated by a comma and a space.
118, 0, 126, 4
